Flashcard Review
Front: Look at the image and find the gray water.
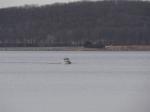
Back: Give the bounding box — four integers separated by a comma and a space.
0, 51, 150, 112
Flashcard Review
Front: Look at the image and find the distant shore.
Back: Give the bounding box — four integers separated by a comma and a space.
0, 45, 150, 51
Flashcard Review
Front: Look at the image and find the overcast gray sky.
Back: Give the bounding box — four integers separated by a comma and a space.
0, 0, 94, 8
0, 0, 146, 8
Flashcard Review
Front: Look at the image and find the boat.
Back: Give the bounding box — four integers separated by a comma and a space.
64, 58, 72, 64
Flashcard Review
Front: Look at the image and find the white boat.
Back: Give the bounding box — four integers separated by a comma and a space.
64, 58, 72, 64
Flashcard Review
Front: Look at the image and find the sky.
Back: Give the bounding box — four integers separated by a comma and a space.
0, 0, 94, 8
0, 0, 147, 8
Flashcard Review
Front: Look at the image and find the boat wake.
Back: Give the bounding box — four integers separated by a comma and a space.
0, 61, 62, 64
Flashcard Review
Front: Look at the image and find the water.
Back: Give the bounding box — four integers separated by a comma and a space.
0, 51, 150, 112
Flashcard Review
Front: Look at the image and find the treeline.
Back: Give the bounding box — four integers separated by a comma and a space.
0, 1, 150, 47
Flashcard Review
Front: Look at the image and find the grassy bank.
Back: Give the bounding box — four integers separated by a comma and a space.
0, 45, 150, 51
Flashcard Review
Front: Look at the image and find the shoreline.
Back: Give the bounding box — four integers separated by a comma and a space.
0, 45, 150, 51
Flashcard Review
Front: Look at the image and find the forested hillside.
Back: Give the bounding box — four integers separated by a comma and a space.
0, 1, 150, 47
